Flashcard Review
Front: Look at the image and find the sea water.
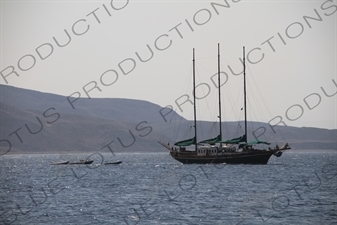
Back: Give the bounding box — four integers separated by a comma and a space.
0, 150, 336, 225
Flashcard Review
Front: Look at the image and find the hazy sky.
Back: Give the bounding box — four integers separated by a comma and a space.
1, 0, 336, 129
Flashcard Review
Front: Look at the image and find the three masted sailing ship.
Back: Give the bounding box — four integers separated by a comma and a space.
159, 45, 290, 164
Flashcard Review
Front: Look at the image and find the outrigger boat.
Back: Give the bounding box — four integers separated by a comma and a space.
159, 45, 290, 164
103, 160, 122, 165
50, 160, 69, 165
50, 159, 94, 165
69, 159, 94, 165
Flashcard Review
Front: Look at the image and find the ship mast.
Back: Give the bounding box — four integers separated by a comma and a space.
193, 48, 197, 152
218, 44, 222, 146
243, 46, 248, 143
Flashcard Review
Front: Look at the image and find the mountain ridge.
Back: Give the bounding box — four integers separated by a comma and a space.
1, 84, 336, 154
0, 84, 183, 124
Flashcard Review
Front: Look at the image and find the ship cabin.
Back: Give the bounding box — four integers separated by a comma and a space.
197, 144, 238, 156
197, 146, 219, 156
219, 144, 237, 153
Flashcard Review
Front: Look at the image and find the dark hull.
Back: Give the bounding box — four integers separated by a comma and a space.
170, 150, 278, 164
69, 160, 94, 165
50, 161, 69, 165
103, 160, 122, 165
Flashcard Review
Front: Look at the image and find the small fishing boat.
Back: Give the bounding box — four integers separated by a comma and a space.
103, 160, 122, 165
50, 160, 69, 165
69, 159, 94, 165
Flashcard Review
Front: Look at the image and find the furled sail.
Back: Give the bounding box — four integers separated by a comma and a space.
198, 134, 221, 145
174, 137, 196, 146
219, 134, 246, 144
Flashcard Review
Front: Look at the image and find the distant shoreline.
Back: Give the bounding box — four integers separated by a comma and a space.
2, 149, 337, 156
2, 150, 167, 155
